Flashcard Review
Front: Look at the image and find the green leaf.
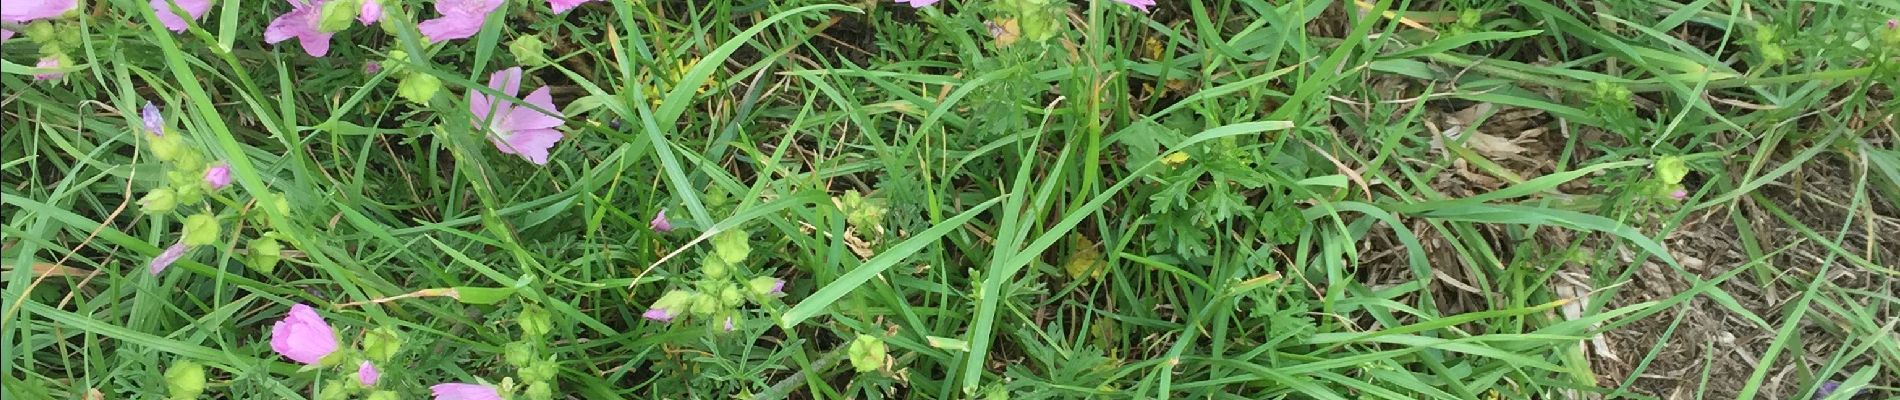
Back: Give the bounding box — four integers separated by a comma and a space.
452, 287, 518, 305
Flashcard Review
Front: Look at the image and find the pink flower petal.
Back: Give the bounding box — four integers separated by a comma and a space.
649, 209, 672, 233
501, 86, 562, 132
547, 0, 592, 13
358, 361, 380, 386
358, 0, 382, 24
203, 163, 232, 190
151, 0, 213, 32
3, 0, 79, 22
641, 308, 673, 323
894, 0, 939, 7
265, 5, 333, 57
33, 57, 64, 81
149, 242, 188, 275
1117, 0, 1155, 11
431, 383, 503, 400
492, 128, 562, 165
418, 0, 501, 43
270, 303, 339, 365
141, 102, 164, 135
487, 67, 522, 100
1, 30, 13, 42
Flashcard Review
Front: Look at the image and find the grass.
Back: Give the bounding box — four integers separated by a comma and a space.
3, 0, 1898, 398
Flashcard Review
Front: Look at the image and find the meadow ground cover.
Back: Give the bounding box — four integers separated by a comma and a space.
3, 0, 1898, 398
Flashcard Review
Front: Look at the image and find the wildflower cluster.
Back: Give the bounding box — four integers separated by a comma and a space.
643, 229, 785, 332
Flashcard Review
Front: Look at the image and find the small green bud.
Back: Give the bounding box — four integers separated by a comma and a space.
509, 35, 549, 67
182, 214, 220, 247
174, 183, 204, 207
25, 22, 57, 45
164, 360, 206, 400
847, 334, 887, 373
518, 307, 552, 338
270, 194, 292, 216
1457, 8, 1481, 27
1654, 156, 1689, 185
247, 237, 283, 274
711, 229, 750, 265
523, 382, 553, 400
701, 256, 729, 279
1759, 44, 1787, 66
519, 359, 558, 383
718, 285, 744, 307
397, 73, 442, 104
151, 134, 187, 162
747, 276, 784, 297
504, 342, 534, 366
365, 391, 400, 400
361, 327, 403, 363
317, 380, 352, 400
141, 188, 179, 214
318, 0, 361, 32
172, 148, 206, 173
689, 294, 720, 316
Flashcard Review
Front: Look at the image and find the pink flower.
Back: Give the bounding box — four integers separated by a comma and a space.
141, 102, 164, 135
151, 0, 213, 32
358, 0, 381, 24
894, 0, 939, 7
649, 209, 672, 232
2, 0, 78, 24
264, 0, 335, 57
203, 163, 232, 190
641, 308, 674, 323
723, 316, 735, 332
1116, 0, 1155, 11
548, 0, 594, 13
358, 361, 380, 386
431, 383, 503, 400
769, 279, 785, 295
1670, 189, 1688, 201
270, 303, 339, 365
149, 242, 188, 275
2, 0, 75, 42
34, 57, 64, 81
417, 0, 502, 43
469, 67, 564, 164
363, 61, 381, 74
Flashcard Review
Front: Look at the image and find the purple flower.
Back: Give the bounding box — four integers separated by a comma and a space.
469, 67, 565, 164
649, 209, 673, 233
203, 163, 232, 190
358, 0, 381, 24
1669, 189, 1687, 201
723, 316, 735, 332
2, 0, 77, 25
357, 361, 380, 386
417, 0, 502, 43
149, 242, 188, 275
363, 61, 381, 74
269, 303, 339, 365
141, 102, 165, 135
2, 0, 75, 42
1889, 19, 1898, 30
643, 290, 693, 323
1116, 0, 1155, 12
264, 0, 335, 57
34, 57, 64, 81
747, 276, 785, 297
430, 383, 502, 400
894, 0, 939, 7
548, 0, 594, 13
641, 308, 673, 323
151, 0, 213, 32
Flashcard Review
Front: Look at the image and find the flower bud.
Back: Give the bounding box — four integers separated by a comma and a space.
182, 214, 220, 247
141, 188, 179, 214
248, 237, 283, 274
718, 285, 744, 307
397, 73, 442, 104
164, 360, 206, 400
504, 341, 534, 366
523, 381, 553, 400
361, 327, 402, 363
847, 335, 886, 373
317, 0, 361, 33
747, 276, 785, 297
509, 35, 549, 67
